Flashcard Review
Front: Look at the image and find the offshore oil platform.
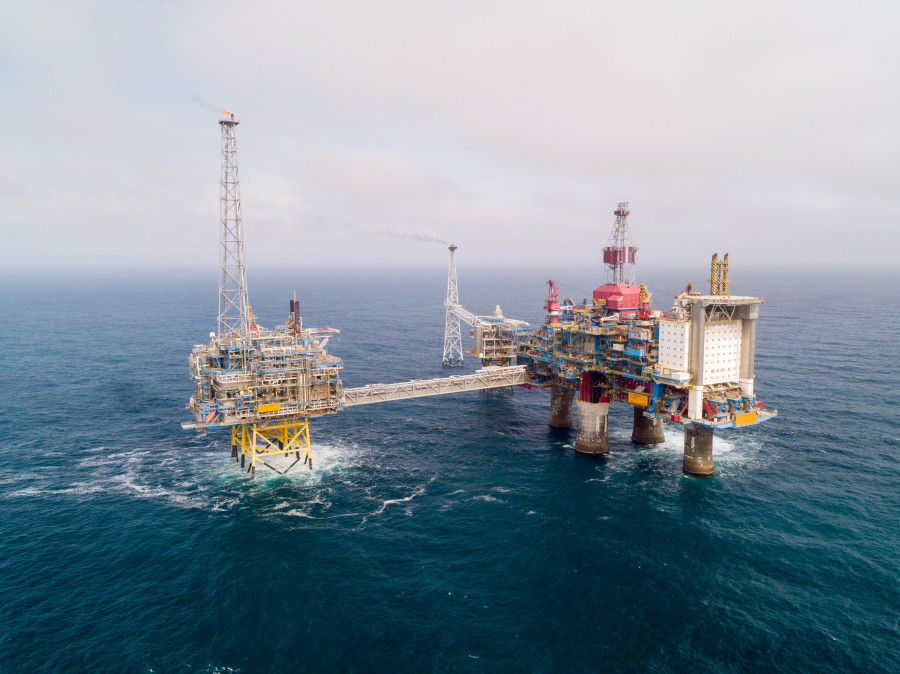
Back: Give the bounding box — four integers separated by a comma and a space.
183, 113, 777, 476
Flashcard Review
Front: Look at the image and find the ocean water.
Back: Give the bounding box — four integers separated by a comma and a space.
0, 266, 898, 673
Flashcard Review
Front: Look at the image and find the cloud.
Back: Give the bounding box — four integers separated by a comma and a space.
1, 0, 898, 271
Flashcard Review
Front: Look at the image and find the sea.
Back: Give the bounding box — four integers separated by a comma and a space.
0, 265, 897, 673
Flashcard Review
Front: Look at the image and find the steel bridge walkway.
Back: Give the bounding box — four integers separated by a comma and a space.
343, 366, 528, 407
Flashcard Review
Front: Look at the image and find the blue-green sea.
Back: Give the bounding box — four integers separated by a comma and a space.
1, 266, 898, 672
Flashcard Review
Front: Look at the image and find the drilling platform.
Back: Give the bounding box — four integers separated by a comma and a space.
183, 114, 776, 476
512, 209, 774, 473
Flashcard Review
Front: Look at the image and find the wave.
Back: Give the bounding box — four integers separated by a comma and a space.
472, 494, 505, 503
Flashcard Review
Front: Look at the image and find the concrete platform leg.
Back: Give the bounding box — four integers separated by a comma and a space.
574, 400, 609, 455
631, 407, 665, 444
548, 386, 574, 428
683, 424, 714, 475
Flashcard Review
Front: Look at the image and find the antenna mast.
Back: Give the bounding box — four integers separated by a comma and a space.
217, 110, 251, 338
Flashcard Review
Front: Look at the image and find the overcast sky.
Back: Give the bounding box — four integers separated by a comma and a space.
2, 0, 897, 273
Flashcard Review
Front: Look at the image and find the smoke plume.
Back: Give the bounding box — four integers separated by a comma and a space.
191, 94, 222, 114
353, 226, 450, 246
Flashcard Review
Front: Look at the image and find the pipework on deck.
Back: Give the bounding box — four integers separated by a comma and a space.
184, 117, 776, 477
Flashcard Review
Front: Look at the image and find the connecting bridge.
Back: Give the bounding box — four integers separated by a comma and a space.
343, 366, 527, 407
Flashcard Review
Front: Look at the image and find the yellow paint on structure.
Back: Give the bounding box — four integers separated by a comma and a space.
231, 418, 313, 476
735, 411, 757, 426
628, 392, 649, 407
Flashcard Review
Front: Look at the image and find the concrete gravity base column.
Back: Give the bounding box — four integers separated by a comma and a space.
631, 407, 665, 444
683, 424, 714, 475
548, 386, 575, 428
574, 400, 609, 455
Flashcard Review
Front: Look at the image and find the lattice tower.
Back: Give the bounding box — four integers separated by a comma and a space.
603, 202, 638, 285
217, 112, 251, 338
442, 244, 464, 366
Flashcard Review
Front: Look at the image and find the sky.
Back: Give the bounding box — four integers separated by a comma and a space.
1, 0, 898, 274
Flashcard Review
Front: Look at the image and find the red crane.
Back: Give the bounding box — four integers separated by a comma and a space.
545, 280, 560, 324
